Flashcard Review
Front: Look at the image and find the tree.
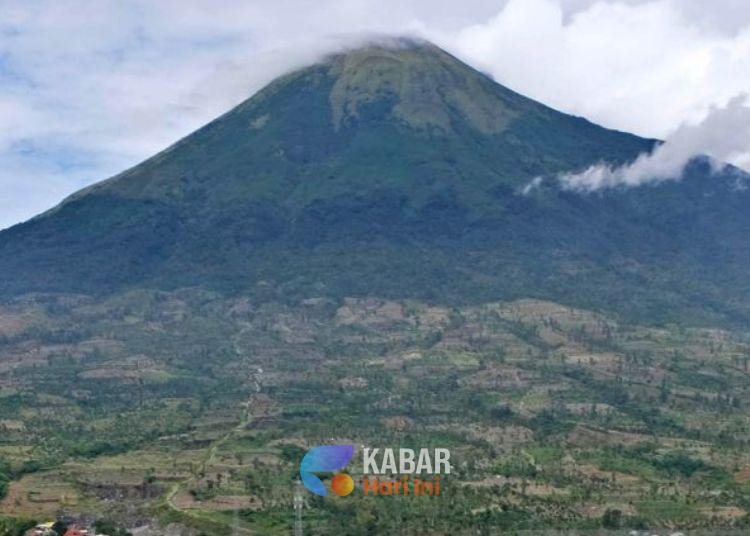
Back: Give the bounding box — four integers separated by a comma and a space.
602, 508, 622, 529
94, 519, 132, 536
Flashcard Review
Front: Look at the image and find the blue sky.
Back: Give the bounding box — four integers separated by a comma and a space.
1, 0, 749, 228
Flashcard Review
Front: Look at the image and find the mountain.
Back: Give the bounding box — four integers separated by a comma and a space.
2, 39, 750, 535
1, 38, 749, 325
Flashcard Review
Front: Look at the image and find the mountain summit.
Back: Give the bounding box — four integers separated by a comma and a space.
2, 39, 749, 324
57, 39, 651, 206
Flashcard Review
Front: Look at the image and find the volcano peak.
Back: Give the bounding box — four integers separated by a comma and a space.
322, 37, 518, 133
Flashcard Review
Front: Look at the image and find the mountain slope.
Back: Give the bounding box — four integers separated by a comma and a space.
1, 39, 749, 325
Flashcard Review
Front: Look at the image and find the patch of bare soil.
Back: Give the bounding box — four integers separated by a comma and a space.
175, 492, 262, 512
463, 476, 568, 497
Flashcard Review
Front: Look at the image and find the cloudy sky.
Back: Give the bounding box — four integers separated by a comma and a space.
1, 0, 749, 228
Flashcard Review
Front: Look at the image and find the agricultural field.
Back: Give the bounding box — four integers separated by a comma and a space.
0, 290, 748, 534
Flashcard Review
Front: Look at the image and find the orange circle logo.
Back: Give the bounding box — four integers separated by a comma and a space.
330, 473, 354, 496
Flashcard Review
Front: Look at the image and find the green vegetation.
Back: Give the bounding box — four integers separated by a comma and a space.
0, 516, 35, 536
0, 292, 746, 533
0, 40, 749, 533
5, 41, 750, 327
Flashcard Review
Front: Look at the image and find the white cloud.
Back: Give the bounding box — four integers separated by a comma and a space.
0, 0, 749, 228
437, 0, 750, 139
0, 153, 94, 229
558, 95, 750, 190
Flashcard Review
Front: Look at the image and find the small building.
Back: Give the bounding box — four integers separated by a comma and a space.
28, 522, 56, 536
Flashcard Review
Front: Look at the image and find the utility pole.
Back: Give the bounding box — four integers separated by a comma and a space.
293, 480, 304, 536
